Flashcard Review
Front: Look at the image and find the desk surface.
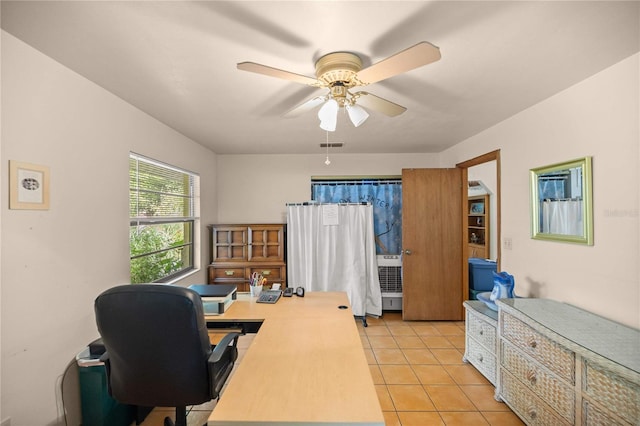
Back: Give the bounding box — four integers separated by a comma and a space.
206, 292, 384, 425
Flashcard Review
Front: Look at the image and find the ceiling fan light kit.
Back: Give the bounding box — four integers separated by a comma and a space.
237, 41, 441, 131
318, 99, 339, 131
346, 104, 369, 127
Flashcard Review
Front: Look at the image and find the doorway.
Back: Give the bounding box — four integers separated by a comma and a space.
456, 150, 501, 304
401, 168, 463, 320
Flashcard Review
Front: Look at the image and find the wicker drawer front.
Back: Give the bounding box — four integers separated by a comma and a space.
501, 312, 575, 383
582, 399, 631, 426
467, 310, 497, 353
467, 337, 497, 385
583, 360, 640, 425
501, 370, 571, 426
501, 341, 575, 423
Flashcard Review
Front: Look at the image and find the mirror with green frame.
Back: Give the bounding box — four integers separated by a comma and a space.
530, 157, 593, 245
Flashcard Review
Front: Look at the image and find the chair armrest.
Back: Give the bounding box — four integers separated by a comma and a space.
208, 332, 240, 399
209, 332, 239, 364
98, 352, 113, 396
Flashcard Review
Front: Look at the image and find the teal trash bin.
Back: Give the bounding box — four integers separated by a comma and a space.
469, 288, 484, 300
76, 344, 135, 426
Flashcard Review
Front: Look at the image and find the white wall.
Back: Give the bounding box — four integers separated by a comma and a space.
1, 31, 218, 426
216, 153, 439, 224
440, 54, 639, 328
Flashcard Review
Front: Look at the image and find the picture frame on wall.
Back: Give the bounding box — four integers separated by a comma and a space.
9, 161, 50, 210
470, 202, 484, 214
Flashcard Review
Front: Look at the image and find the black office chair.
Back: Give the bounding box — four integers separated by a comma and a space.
94, 284, 239, 426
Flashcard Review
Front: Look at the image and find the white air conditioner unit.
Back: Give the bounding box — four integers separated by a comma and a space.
377, 255, 402, 311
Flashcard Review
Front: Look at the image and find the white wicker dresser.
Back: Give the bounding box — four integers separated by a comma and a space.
463, 300, 499, 385
495, 298, 640, 426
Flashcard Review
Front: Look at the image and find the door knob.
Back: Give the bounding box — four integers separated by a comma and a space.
403, 249, 412, 255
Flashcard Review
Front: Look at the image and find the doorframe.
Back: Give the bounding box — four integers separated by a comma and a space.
456, 150, 501, 310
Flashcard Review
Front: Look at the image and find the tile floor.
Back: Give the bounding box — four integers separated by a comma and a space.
359, 312, 523, 426
136, 312, 524, 426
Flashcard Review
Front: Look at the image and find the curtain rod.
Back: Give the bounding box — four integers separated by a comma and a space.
311, 175, 401, 180
311, 180, 402, 185
286, 202, 370, 206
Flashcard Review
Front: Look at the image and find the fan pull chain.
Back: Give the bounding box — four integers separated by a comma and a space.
325, 131, 331, 165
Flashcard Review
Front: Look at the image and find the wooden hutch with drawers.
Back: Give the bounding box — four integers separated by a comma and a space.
208, 224, 286, 292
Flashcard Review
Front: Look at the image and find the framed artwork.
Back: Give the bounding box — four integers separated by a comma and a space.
470, 202, 484, 214
9, 161, 50, 210
530, 156, 593, 245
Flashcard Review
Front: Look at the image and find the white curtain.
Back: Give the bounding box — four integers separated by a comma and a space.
287, 203, 382, 317
542, 200, 582, 235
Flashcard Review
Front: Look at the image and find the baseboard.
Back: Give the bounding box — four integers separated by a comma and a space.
1, 417, 11, 426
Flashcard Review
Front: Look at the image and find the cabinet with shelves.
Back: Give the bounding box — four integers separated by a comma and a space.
468, 195, 489, 259
208, 224, 286, 292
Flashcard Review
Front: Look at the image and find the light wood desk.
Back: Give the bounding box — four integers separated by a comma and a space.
206, 292, 384, 426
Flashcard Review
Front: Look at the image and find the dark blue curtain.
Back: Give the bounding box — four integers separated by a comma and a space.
312, 181, 402, 255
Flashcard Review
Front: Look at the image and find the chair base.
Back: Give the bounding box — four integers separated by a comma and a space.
164, 406, 187, 426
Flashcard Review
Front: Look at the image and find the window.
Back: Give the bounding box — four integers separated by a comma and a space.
129, 153, 199, 283
311, 177, 402, 255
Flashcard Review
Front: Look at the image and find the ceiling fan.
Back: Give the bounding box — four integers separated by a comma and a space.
237, 41, 441, 131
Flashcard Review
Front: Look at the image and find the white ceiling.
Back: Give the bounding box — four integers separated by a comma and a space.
2, 1, 638, 155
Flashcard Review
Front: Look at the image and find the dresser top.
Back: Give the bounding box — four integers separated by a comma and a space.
463, 300, 498, 322
497, 298, 640, 373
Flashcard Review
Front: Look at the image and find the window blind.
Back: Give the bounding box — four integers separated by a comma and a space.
129, 153, 197, 223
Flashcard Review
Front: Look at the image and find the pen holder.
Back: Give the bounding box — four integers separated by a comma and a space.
250, 285, 263, 297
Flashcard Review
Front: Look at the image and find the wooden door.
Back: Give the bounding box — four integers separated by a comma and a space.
402, 168, 463, 320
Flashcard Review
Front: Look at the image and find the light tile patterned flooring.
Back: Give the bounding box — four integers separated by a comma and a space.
359, 312, 523, 426
137, 312, 524, 426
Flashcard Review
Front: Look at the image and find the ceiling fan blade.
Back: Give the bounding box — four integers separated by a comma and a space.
356, 41, 441, 85
237, 62, 319, 86
354, 92, 407, 117
283, 96, 326, 118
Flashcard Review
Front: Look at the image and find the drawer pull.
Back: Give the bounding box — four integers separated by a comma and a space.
526, 369, 538, 386
225, 270, 235, 276
528, 407, 537, 420
262, 270, 271, 275
527, 337, 538, 349
477, 355, 484, 363
479, 328, 484, 336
